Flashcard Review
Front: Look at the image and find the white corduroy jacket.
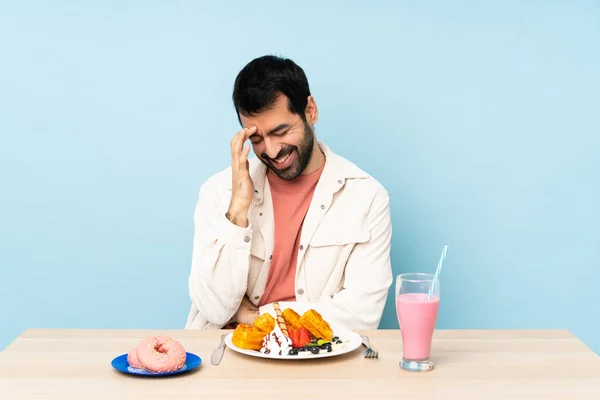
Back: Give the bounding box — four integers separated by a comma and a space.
185, 142, 393, 330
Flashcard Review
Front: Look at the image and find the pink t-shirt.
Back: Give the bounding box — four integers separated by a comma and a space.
258, 164, 325, 306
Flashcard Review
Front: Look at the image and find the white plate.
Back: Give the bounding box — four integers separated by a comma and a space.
224, 301, 363, 360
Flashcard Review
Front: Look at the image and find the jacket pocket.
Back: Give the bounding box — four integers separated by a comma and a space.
309, 216, 370, 247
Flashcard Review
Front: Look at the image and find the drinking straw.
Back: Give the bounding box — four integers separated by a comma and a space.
428, 245, 448, 299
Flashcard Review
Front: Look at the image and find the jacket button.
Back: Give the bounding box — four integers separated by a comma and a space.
299, 245, 304, 250
254, 296, 260, 300
320, 204, 325, 210
244, 236, 250, 243
297, 288, 304, 295
337, 179, 343, 184
269, 255, 273, 260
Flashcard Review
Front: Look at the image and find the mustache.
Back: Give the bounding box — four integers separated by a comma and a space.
261, 146, 295, 162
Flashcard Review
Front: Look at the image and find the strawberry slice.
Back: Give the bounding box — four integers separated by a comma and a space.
297, 327, 311, 348
288, 328, 300, 348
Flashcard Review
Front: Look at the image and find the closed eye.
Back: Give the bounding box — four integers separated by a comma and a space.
249, 123, 291, 143
272, 129, 290, 137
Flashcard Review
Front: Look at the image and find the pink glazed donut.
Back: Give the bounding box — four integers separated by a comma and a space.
127, 347, 144, 369
135, 336, 187, 373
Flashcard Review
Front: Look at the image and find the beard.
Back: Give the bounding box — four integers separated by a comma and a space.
259, 120, 315, 180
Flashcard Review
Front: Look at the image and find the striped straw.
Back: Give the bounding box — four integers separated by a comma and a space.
428, 245, 448, 299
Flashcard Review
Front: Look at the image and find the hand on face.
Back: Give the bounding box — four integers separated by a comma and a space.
227, 126, 257, 227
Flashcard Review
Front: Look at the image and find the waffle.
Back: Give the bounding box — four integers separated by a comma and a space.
299, 309, 333, 341
282, 308, 303, 331
231, 324, 265, 350
253, 313, 275, 333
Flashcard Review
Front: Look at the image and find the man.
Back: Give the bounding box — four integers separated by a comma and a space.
185, 55, 392, 331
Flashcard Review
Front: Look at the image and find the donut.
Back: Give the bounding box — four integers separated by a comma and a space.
127, 346, 144, 369
134, 336, 187, 373
155, 335, 173, 352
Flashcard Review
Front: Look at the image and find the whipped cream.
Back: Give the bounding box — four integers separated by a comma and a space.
331, 339, 348, 351
259, 324, 292, 356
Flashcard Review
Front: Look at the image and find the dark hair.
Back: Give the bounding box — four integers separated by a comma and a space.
232, 55, 311, 125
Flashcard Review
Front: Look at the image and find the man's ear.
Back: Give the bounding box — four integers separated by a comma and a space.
305, 95, 318, 124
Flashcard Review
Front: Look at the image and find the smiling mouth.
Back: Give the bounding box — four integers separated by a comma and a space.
270, 149, 295, 169
274, 152, 291, 164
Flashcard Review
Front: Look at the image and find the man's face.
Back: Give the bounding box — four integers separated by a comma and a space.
240, 95, 314, 180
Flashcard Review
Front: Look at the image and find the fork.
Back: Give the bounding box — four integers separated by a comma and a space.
361, 335, 378, 359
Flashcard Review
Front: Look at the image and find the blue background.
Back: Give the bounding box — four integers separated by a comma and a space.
1, 1, 598, 353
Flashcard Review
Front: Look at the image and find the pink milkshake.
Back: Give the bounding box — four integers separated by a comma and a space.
395, 272, 440, 371
396, 293, 440, 360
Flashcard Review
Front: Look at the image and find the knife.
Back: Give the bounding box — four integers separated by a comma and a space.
211, 334, 228, 366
